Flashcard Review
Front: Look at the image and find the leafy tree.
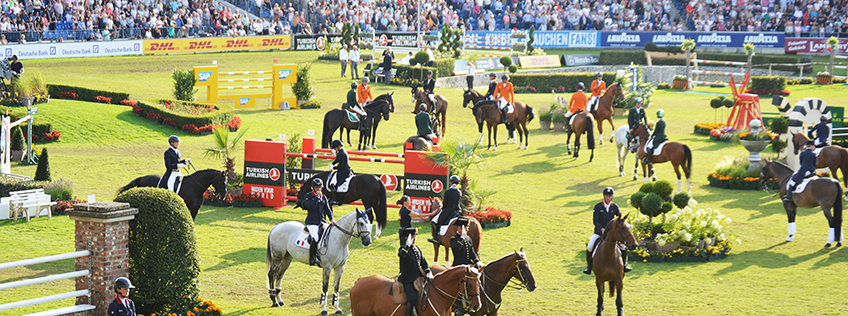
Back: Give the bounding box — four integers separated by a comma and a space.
204, 126, 249, 184
499, 56, 512, 73
173, 68, 197, 101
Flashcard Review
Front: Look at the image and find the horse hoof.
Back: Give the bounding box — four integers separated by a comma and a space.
336, 311, 344, 315
838, 242, 843, 247
599, 140, 604, 145
322, 310, 329, 315
271, 303, 280, 308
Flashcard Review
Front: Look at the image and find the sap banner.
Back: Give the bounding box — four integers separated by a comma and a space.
1, 41, 143, 59
600, 32, 784, 48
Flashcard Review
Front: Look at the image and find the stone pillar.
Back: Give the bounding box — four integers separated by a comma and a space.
67, 202, 138, 316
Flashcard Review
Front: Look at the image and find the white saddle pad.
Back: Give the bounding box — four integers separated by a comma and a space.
327, 171, 353, 193
643, 141, 668, 156
814, 147, 824, 156
430, 216, 458, 235
794, 176, 819, 193
295, 226, 330, 249
507, 104, 514, 114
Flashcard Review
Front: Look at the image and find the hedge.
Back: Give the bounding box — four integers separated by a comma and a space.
431, 58, 455, 77
599, 51, 645, 65
393, 64, 439, 81
749, 76, 787, 93
47, 84, 130, 104
133, 99, 233, 132
510, 72, 617, 93
0, 177, 47, 197
696, 53, 799, 72
0, 105, 55, 140
115, 188, 200, 315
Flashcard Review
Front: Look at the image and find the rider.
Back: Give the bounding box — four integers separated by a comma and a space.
450, 217, 483, 268
483, 73, 498, 101
415, 104, 436, 144
108, 277, 137, 316
344, 81, 365, 118
158, 135, 189, 193
398, 195, 430, 246
627, 97, 648, 140
589, 73, 606, 113
356, 76, 373, 114
644, 109, 667, 164
564, 82, 588, 133
429, 175, 462, 245
583, 187, 631, 275
783, 140, 817, 202
494, 74, 514, 124
423, 70, 438, 110
303, 178, 335, 266
398, 227, 433, 316
328, 139, 350, 206
808, 115, 830, 149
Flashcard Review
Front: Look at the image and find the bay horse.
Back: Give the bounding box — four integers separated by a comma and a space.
592, 215, 637, 316
470, 99, 535, 150
565, 112, 596, 162
349, 265, 482, 316
430, 250, 537, 316
629, 124, 693, 192
760, 160, 843, 246
296, 171, 388, 238
321, 93, 395, 149
614, 125, 637, 178
412, 85, 448, 136
462, 89, 518, 144
791, 132, 848, 200
118, 169, 227, 220
590, 82, 625, 145
266, 209, 373, 314
428, 197, 483, 266
405, 135, 433, 151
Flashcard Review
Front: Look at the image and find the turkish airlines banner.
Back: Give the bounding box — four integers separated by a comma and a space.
293, 33, 342, 51
403, 151, 449, 214
244, 140, 287, 208
784, 38, 848, 54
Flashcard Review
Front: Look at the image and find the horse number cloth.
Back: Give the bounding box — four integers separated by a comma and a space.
345, 110, 360, 122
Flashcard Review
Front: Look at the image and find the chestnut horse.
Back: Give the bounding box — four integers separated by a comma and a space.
590, 82, 625, 145
471, 99, 535, 150
566, 112, 596, 162
430, 250, 537, 316
349, 265, 482, 316
592, 215, 637, 316
629, 124, 693, 192
429, 198, 483, 266
761, 160, 843, 247
791, 132, 848, 200
412, 85, 449, 136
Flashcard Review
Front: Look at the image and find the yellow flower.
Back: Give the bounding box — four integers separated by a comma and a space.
643, 259, 647, 262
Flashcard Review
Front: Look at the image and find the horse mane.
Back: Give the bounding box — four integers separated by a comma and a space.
601, 217, 619, 240
769, 160, 793, 173
487, 251, 519, 267
374, 93, 390, 101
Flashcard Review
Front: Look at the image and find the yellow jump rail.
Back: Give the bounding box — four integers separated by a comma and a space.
194, 64, 297, 109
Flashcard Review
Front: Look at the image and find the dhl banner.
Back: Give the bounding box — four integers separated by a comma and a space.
143, 35, 291, 54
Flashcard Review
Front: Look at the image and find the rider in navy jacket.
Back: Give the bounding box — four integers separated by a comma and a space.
784, 140, 817, 202
808, 116, 830, 148
304, 178, 335, 266
429, 175, 462, 245
329, 139, 350, 206
483, 73, 497, 100
158, 135, 188, 192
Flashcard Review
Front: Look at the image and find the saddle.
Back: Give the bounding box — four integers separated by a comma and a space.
389, 277, 425, 305
300, 223, 328, 244
793, 175, 819, 193
327, 171, 354, 193
644, 141, 669, 156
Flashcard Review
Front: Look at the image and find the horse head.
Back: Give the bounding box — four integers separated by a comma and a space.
462, 89, 476, 108
463, 266, 482, 313
608, 214, 638, 250
513, 248, 537, 292
429, 196, 443, 213
609, 82, 625, 101
628, 125, 644, 153
760, 160, 774, 188
387, 92, 395, 113
354, 209, 373, 247
214, 170, 228, 200
410, 85, 420, 103
791, 132, 803, 155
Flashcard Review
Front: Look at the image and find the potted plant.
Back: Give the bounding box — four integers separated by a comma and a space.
14, 74, 35, 107
9, 126, 26, 161
817, 71, 832, 85
551, 111, 566, 132
672, 74, 688, 90
539, 105, 553, 130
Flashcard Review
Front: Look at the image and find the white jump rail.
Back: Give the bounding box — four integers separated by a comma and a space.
835, 55, 848, 60
687, 80, 743, 87
690, 59, 748, 66
689, 70, 747, 76
0, 250, 94, 316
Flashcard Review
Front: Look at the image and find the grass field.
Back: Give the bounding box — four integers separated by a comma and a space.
1, 50, 848, 316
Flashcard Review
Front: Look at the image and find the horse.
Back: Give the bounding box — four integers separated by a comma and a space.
430, 249, 537, 316
412, 85, 448, 136
760, 160, 843, 247
405, 135, 433, 151
565, 111, 596, 162
614, 125, 637, 178
118, 169, 227, 220
590, 82, 625, 145
266, 209, 373, 314
428, 197, 483, 265
592, 215, 637, 316
470, 99, 535, 150
461, 89, 517, 145
629, 123, 693, 192
295, 171, 387, 238
790, 132, 848, 200
321, 93, 395, 149
348, 265, 482, 316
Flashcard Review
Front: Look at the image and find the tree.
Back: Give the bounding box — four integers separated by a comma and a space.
499, 56, 512, 73
172, 68, 197, 101
204, 126, 249, 184
34, 148, 50, 181
526, 26, 535, 53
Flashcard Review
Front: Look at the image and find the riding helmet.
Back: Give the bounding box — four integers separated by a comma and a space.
501, 74, 509, 80
168, 135, 180, 143
350, 81, 358, 89
311, 178, 324, 188
489, 73, 497, 78
362, 76, 370, 83
419, 104, 426, 112
634, 97, 642, 104
603, 187, 615, 196
331, 139, 343, 149
821, 116, 828, 122
114, 277, 135, 289
656, 109, 664, 118
449, 175, 461, 185
427, 70, 433, 75
596, 72, 602, 77
577, 82, 585, 90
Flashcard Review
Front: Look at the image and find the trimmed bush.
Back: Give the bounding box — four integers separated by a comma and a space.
672, 191, 690, 209
133, 100, 233, 130
749, 76, 787, 93
432, 58, 456, 77
711, 97, 725, 109
696, 53, 799, 72
415, 51, 431, 66
0, 177, 46, 197
641, 192, 664, 218
510, 73, 616, 93
47, 84, 129, 105
630, 191, 646, 210
661, 201, 673, 214
115, 188, 200, 315
652, 180, 674, 200
394, 64, 438, 81
10, 126, 24, 150
508, 65, 518, 73
772, 117, 789, 134
173, 68, 197, 101
291, 63, 315, 101
639, 182, 655, 194
34, 148, 50, 181
599, 51, 645, 65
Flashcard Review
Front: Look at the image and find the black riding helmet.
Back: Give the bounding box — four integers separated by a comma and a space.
114, 277, 135, 290
603, 187, 615, 196
501, 74, 509, 80
312, 178, 323, 188
419, 104, 426, 112
331, 139, 343, 149
427, 70, 433, 75
168, 135, 180, 143
577, 82, 585, 90
489, 73, 497, 79
350, 81, 358, 89
450, 175, 460, 185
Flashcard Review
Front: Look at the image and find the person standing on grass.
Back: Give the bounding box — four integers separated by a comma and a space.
340, 44, 349, 77
349, 45, 361, 80
465, 59, 476, 90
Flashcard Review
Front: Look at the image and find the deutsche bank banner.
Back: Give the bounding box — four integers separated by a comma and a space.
600, 32, 784, 48
2, 40, 143, 59
531, 31, 598, 48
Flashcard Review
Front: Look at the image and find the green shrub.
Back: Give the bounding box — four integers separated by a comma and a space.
630, 191, 647, 210
291, 63, 315, 101
641, 192, 664, 218
173, 68, 197, 101
134, 100, 233, 129
10, 126, 24, 150
661, 201, 673, 214
771, 117, 789, 134
43, 178, 72, 201
499, 56, 512, 70
672, 191, 690, 209
639, 182, 654, 194
415, 51, 431, 66
34, 148, 50, 181
115, 188, 200, 315
508, 65, 518, 73
0, 177, 46, 197
772, 139, 787, 154
711, 97, 725, 109
652, 180, 674, 200
47, 84, 129, 104
599, 51, 645, 65
551, 112, 566, 122
749, 76, 787, 93
526, 26, 535, 52
722, 97, 735, 108
432, 58, 456, 77
510, 73, 616, 93
645, 42, 658, 51
394, 64, 438, 81
696, 53, 799, 72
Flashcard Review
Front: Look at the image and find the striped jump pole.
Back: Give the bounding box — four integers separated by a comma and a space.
690, 59, 748, 66
314, 148, 404, 158
689, 70, 747, 76
687, 80, 743, 87
286, 153, 404, 164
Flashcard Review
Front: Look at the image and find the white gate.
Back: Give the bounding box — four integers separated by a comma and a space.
0, 250, 94, 316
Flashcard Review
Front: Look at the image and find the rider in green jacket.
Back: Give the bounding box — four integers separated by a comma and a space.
344, 82, 360, 119
644, 109, 667, 164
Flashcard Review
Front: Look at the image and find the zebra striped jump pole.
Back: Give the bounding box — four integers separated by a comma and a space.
286, 153, 404, 164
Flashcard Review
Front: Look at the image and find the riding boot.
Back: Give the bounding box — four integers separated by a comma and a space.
643, 149, 653, 164
308, 239, 321, 267
583, 250, 593, 275
783, 185, 795, 202
428, 221, 440, 245
564, 116, 572, 133
501, 107, 508, 123
405, 302, 416, 316
330, 185, 340, 206
622, 252, 632, 272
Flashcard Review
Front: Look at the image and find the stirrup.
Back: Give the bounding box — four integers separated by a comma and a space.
623, 264, 632, 273
583, 266, 592, 275
427, 238, 440, 245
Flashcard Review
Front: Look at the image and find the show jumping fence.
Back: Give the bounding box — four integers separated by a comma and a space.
688, 58, 748, 87
0, 251, 93, 316
193, 64, 298, 109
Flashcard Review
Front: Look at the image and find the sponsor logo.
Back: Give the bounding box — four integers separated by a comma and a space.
606, 32, 641, 43
269, 168, 281, 181
743, 34, 779, 44
380, 174, 398, 191
431, 180, 443, 193
316, 36, 326, 50
261, 38, 288, 47
4, 48, 11, 57
197, 71, 213, 82
225, 39, 250, 48
49, 47, 56, 55
532, 32, 597, 47
239, 97, 251, 105
378, 34, 389, 46
188, 40, 214, 50
696, 33, 732, 43
149, 42, 176, 51
651, 33, 686, 43
92, 45, 99, 53
278, 69, 292, 79
134, 43, 141, 51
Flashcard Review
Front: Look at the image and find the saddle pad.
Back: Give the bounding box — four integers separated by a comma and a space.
345, 110, 360, 122
643, 141, 668, 156
327, 171, 353, 193
794, 176, 819, 193
507, 104, 514, 114
814, 147, 823, 156
432, 217, 459, 236
296, 225, 330, 248
294, 231, 311, 249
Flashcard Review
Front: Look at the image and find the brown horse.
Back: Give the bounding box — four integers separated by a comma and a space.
791, 132, 848, 199
470, 99, 535, 150
349, 265, 482, 316
566, 112, 596, 162
592, 215, 637, 316
761, 160, 843, 247
428, 198, 483, 265
629, 124, 693, 192
430, 250, 537, 316
405, 135, 433, 151
412, 86, 449, 137
590, 82, 625, 145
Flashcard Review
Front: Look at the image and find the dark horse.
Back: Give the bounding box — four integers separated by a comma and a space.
761, 160, 843, 247
428, 197, 482, 265
590, 82, 625, 145
295, 171, 387, 238
629, 123, 693, 192
118, 169, 228, 220
430, 249, 537, 316
462, 89, 518, 146
791, 132, 848, 200
468, 97, 535, 150
592, 215, 637, 316
566, 112, 596, 162
321, 93, 395, 149
412, 85, 449, 136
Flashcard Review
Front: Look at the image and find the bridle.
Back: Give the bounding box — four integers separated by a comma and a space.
602, 221, 632, 247
333, 211, 371, 241
427, 266, 481, 316
477, 254, 530, 312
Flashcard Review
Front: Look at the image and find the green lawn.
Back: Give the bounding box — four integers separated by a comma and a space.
1, 51, 848, 315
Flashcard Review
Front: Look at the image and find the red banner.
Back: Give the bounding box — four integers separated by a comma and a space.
243, 140, 287, 208
403, 151, 449, 214
784, 38, 848, 54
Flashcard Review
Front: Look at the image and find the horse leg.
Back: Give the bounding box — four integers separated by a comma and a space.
567, 132, 573, 155
596, 279, 605, 316
608, 118, 616, 144
574, 134, 580, 160
597, 119, 604, 145
785, 204, 797, 242
321, 266, 332, 315
433, 242, 440, 265
268, 255, 292, 307
516, 124, 525, 149
441, 111, 447, 137
370, 122, 378, 149
332, 266, 345, 314
443, 243, 450, 263
673, 162, 683, 192
615, 279, 624, 316
650, 164, 657, 182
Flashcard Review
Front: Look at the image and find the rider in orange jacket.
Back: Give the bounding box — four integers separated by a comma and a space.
565, 83, 588, 133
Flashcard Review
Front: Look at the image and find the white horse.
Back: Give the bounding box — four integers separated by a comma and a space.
615, 125, 639, 179
266, 209, 372, 315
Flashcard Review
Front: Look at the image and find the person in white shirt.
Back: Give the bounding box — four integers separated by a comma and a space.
339, 45, 349, 78
349, 45, 361, 80
465, 59, 476, 90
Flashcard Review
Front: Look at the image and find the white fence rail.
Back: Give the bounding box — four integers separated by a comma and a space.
0, 250, 94, 315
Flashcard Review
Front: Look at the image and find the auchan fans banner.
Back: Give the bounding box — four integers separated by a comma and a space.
143, 35, 291, 54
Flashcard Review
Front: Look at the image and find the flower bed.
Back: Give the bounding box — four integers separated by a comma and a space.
227, 116, 241, 131
94, 95, 112, 104
786, 78, 814, 85
131, 99, 235, 135
694, 122, 727, 136
56, 92, 78, 99
141, 297, 222, 316
707, 156, 779, 190
119, 99, 137, 107
466, 207, 512, 228
709, 127, 737, 142
35, 130, 61, 142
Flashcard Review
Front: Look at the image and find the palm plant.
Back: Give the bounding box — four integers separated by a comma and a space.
204, 126, 248, 184
427, 138, 495, 212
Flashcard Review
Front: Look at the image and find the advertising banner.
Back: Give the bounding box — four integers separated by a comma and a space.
375, 32, 421, 48
784, 38, 848, 54
600, 32, 784, 48
293, 34, 342, 51
531, 31, 598, 48
474, 58, 502, 70
143, 35, 291, 54
244, 140, 287, 208
464, 31, 511, 50
562, 54, 600, 66
1, 40, 143, 59
518, 55, 561, 68
403, 151, 449, 214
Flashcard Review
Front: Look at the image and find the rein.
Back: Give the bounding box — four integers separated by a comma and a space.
478, 257, 529, 312
426, 268, 479, 316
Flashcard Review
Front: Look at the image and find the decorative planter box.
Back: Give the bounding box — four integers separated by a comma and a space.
817, 76, 832, 85
553, 122, 565, 132
539, 121, 551, 130
613, 108, 626, 116
672, 79, 688, 90
481, 221, 510, 229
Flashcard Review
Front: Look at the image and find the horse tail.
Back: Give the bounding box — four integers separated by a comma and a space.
585, 115, 595, 150
684, 145, 693, 176
118, 176, 142, 194
834, 180, 843, 243
608, 280, 617, 297
375, 181, 387, 229
526, 106, 535, 122
266, 233, 273, 286
322, 112, 332, 148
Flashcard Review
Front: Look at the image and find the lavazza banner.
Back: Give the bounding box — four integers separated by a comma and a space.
2, 40, 143, 59
600, 31, 784, 48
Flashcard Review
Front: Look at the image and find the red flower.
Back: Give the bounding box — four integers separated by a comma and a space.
466, 207, 512, 224
182, 124, 199, 133
93, 96, 112, 104
163, 117, 178, 127
146, 112, 163, 122
227, 116, 242, 130
120, 99, 138, 107
57, 92, 78, 99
